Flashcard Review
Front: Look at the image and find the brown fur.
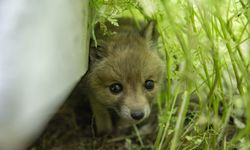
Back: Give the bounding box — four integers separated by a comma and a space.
83, 18, 165, 134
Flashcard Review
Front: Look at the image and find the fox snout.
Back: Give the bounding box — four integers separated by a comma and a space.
119, 104, 151, 122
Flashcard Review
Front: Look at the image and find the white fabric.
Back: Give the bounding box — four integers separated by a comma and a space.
0, 0, 89, 149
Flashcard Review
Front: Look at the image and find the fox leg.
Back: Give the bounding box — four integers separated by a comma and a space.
90, 100, 113, 135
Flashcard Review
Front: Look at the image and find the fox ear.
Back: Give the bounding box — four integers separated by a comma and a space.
140, 20, 159, 42
89, 39, 106, 64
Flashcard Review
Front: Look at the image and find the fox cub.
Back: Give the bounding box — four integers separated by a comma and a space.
83, 18, 165, 134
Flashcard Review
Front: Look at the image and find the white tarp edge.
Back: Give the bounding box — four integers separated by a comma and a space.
0, 0, 89, 149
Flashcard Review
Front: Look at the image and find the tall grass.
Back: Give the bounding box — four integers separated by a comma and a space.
91, 0, 250, 149
154, 0, 249, 149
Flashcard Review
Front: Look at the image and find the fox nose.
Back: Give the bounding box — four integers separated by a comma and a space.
131, 111, 144, 120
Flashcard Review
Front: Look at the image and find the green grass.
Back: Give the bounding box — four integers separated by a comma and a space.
91, 0, 250, 149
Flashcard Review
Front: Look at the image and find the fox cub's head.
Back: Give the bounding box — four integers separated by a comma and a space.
88, 19, 165, 123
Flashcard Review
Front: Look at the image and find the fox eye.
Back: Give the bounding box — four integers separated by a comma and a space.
109, 83, 123, 94
144, 80, 154, 90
